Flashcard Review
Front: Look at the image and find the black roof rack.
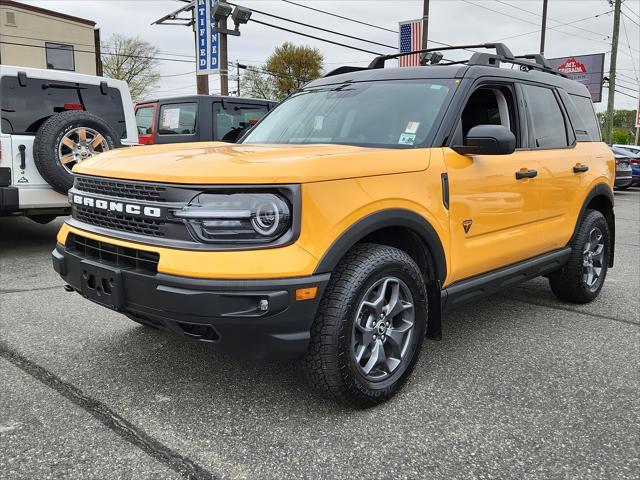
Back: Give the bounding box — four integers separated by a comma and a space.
368, 43, 515, 69
322, 43, 567, 79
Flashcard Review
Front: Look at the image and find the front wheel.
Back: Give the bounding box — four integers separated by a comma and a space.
548, 209, 610, 304
303, 244, 427, 408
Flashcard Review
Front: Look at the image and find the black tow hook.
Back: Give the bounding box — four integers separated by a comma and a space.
63, 284, 74, 292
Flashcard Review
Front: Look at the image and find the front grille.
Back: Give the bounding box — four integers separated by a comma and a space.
67, 233, 159, 274
75, 206, 166, 237
76, 176, 168, 202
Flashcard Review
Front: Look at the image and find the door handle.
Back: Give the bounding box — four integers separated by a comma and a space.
573, 164, 589, 173
18, 144, 26, 170
515, 169, 538, 180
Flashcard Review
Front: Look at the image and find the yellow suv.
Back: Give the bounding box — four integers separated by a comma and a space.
52, 44, 615, 407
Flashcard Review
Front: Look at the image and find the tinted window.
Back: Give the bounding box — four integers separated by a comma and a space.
46, 43, 75, 71
135, 106, 154, 135
243, 80, 454, 148
523, 85, 568, 148
0, 76, 126, 137
158, 103, 197, 135
567, 94, 600, 141
214, 102, 269, 142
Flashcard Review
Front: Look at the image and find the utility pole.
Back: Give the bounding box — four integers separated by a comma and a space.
604, 0, 622, 144
236, 61, 240, 96
219, 16, 229, 96
421, 0, 429, 50
539, 0, 548, 55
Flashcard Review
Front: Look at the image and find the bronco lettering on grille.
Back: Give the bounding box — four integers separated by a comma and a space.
72, 194, 162, 218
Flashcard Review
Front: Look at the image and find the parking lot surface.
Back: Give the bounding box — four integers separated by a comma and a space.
1, 188, 639, 479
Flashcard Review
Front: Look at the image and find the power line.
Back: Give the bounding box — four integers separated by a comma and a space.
231, 3, 396, 50
620, 15, 639, 83
248, 18, 384, 55
622, 2, 640, 21
621, 11, 640, 28
281, 0, 398, 34
494, 10, 613, 42
494, 0, 612, 39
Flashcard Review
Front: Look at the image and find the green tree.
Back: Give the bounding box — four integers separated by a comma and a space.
101, 34, 160, 101
241, 43, 323, 101
597, 109, 637, 143
240, 67, 277, 100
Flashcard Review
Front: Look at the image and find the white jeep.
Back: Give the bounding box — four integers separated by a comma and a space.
0, 65, 137, 223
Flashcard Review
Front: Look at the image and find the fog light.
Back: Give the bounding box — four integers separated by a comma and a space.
295, 287, 318, 301
258, 299, 269, 311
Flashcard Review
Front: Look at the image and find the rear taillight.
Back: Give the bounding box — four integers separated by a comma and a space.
630, 159, 640, 165
615, 159, 620, 166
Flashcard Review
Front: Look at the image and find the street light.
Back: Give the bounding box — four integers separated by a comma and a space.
212, 2, 233, 20
232, 6, 252, 27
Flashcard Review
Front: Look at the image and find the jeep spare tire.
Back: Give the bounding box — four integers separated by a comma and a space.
33, 111, 119, 194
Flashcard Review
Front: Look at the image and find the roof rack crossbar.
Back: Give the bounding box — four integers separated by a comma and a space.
515, 54, 552, 70
368, 43, 514, 69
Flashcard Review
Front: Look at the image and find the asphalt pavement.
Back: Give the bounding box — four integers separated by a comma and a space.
1, 188, 639, 479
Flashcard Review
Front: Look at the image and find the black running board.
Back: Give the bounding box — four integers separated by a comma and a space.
441, 247, 571, 310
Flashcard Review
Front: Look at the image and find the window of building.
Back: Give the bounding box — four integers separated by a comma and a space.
5, 11, 16, 26
46, 42, 75, 71
158, 103, 197, 135
522, 84, 569, 148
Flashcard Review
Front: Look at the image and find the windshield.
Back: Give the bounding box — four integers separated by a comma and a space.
242, 79, 455, 148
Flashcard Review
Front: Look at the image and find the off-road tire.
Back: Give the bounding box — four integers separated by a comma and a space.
548, 209, 610, 304
33, 111, 119, 194
303, 244, 427, 408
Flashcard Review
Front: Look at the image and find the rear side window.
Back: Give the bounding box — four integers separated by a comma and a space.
0, 76, 126, 137
158, 103, 197, 135
214, 102, 270, 142
135, 106, 155, 135
522, 84, 569, 148
567, 94, 601, 142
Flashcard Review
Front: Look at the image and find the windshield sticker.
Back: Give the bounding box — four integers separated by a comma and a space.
430, 84, 443, 90
405, 122, 420, 134
313, 116, 324, 130
398, 133, 416, 145
161, 108, 180, 130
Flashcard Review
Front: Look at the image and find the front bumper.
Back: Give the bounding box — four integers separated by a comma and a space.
52, 242, 330, 360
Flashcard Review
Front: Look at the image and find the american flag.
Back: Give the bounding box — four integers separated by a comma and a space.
399, 19, 422, 67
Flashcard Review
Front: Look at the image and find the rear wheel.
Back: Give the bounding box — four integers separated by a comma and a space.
548, 209, 610, 304
33, 111, 119, 194
303, 244, 427, 408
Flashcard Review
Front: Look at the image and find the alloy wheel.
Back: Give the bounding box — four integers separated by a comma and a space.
352, 276, 415, 381
58, 127, 110, 173
582, 226, 605, 290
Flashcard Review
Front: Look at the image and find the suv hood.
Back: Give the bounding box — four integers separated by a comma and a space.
73, 142, 429, 184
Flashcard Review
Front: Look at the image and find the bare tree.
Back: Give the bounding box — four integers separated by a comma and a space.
240, 68, 277, 100
101, 34, 160, 101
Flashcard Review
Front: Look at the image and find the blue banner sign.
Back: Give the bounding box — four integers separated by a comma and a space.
196, 0, 219, 74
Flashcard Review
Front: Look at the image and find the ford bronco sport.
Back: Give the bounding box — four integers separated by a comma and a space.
52, 44, 615, 407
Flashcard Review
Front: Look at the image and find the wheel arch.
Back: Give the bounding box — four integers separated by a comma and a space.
313, 209, 447, 284
572, 183, 615, 267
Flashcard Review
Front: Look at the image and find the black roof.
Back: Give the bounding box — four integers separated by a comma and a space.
306, 64, 591, 97
306, 43, 591, 98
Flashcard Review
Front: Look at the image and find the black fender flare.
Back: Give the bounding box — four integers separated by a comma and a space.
313, 209, 447, 283
571, 183, 615, 267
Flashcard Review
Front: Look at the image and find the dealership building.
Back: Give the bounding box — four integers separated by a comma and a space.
0, 0, 100, 75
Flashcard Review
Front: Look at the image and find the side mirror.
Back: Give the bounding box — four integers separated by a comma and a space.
452, 125, 516, 156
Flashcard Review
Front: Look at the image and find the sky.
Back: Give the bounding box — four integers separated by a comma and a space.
25, 0, 640, 110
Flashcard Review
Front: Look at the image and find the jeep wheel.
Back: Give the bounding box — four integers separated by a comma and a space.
548, 209, 610, 304
34, 111, 119, 194
304, 244, 427, 408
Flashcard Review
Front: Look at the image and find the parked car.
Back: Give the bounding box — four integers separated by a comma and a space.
53, 43, 615, 407
134, 95, 277, 145
612, 145, 640, 186
0, 65, 137, 223
611, 147, 634, 189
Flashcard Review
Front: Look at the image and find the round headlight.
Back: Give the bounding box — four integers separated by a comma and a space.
251, 201, 280, 236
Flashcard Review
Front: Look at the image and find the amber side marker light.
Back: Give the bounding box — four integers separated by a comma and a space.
295, 287, 318, 301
